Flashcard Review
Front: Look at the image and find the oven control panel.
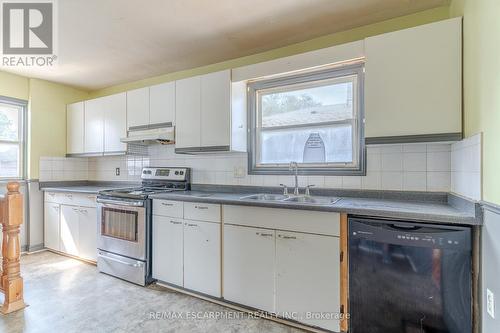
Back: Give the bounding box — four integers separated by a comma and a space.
141, 167, 189, 181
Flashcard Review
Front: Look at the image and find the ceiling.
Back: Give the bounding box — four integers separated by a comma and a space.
1, 0, 449, 91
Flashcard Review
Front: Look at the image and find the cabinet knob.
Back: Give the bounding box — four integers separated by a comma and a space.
162, 202, 174, 206
195, 205, 208, 210
170, 220, 182, 225
256, 232, 273, 237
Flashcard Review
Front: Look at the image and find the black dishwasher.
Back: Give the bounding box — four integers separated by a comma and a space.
348, 217, 472, 333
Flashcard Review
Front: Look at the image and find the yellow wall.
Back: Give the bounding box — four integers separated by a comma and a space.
28, 79, 89, 178
90, 6, 451, 98
0, 71, 29, 100
450, 0, 500, 205
0, 71, 89, 179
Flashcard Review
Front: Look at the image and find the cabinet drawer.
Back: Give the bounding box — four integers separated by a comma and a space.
184, 202, 221, 223
58, 192, 97, 207
75, 194, 97, 208
153, 200, 183, 218
45, 192, 63, 203
223, 205, 339, 236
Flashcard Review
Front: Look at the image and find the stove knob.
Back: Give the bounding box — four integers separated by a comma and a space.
175, 171, 179, 175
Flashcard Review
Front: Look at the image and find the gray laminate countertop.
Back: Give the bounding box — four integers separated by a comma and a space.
38, 182, 481, 225
149, 190, 481, 226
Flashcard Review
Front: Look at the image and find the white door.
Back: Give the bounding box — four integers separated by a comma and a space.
84, 98, 105, 153
150, 82, 175, 125
44, 202, 60, 251
175, 76, 201, 149
104, 92, 127, 153
183, 220, 220, 297
152, 216, 184, 286
78, 207, 97, 261
276, 231, 340, 332
200, 70, 230, 147
67, 102, 84, 154
127, 87, 150, 129
60, 205, 80, 256
223, 225, 275, 312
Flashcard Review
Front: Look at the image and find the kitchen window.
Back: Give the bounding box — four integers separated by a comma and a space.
247, 63, 365, 175
0, 97, 27, 179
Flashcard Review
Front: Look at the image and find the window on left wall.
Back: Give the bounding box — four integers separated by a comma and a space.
0, 97, 27, 179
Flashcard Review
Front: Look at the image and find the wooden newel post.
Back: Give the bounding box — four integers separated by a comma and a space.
0, 182, 26, 314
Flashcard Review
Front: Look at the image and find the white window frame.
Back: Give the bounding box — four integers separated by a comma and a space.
0, 96, 27, 180
247, 62, 365, 175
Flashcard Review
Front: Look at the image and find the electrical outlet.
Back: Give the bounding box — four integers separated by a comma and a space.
115, 167, 120, 176
487, 288, 495, 319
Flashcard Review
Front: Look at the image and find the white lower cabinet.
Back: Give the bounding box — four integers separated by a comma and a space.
152, 215, 184, 286
276, 231, 340, 331
183, 219, 221, 297
78, 207, 97, 261
223, 225, 275, 313
60, 205, 80, 256
44, 192, 98, 262
44, 202, 60, 251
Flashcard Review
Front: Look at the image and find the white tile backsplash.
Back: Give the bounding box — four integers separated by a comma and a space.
40, 141, 456, 192
451, 134, 482, 200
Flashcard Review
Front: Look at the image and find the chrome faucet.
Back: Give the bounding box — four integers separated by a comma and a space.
289, 161, 299, 196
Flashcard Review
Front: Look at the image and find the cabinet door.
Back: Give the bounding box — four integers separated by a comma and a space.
200, 70, 230, 147
150, 82, 175, 125
60, 205, 80, 256
78, 207, 97, 261
104, 92, 127, 153
175, 76, 201, 148
152, 215, 184, 286
127, 87, 150, 129
276, 231, 340, 331
223, 225, 275, 312
67, 102, 85, 154
84, 98, 105, 153
365, 18, 461, 138
183, 220, 220, 297
44, 202, 60, 251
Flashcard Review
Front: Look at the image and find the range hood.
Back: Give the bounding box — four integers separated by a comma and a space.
121, 126, 175, 144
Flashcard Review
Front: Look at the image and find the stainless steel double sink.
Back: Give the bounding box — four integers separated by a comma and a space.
240, 193, 340, 205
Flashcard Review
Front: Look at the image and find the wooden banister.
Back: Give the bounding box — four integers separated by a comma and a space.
0, 182, 26, 314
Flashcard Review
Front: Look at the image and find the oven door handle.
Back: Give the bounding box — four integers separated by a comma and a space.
98, 253, 143, 267
96, 198, 144, 207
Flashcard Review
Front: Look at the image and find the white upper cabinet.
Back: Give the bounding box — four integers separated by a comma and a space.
365, 18, 462, 138
201, 70, 231, 147
82, 93, 126, 155
126, 87, 150, 129
150, 82, 175, 125
175, 75, 201, 149
66, 102, 85, 154
84, 97, 105, 154
175, 69, 237, 152
104, 92, 127, 153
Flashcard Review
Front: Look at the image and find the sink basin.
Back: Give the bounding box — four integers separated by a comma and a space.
283, 196, 340, 205
240, 193, 289, 201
